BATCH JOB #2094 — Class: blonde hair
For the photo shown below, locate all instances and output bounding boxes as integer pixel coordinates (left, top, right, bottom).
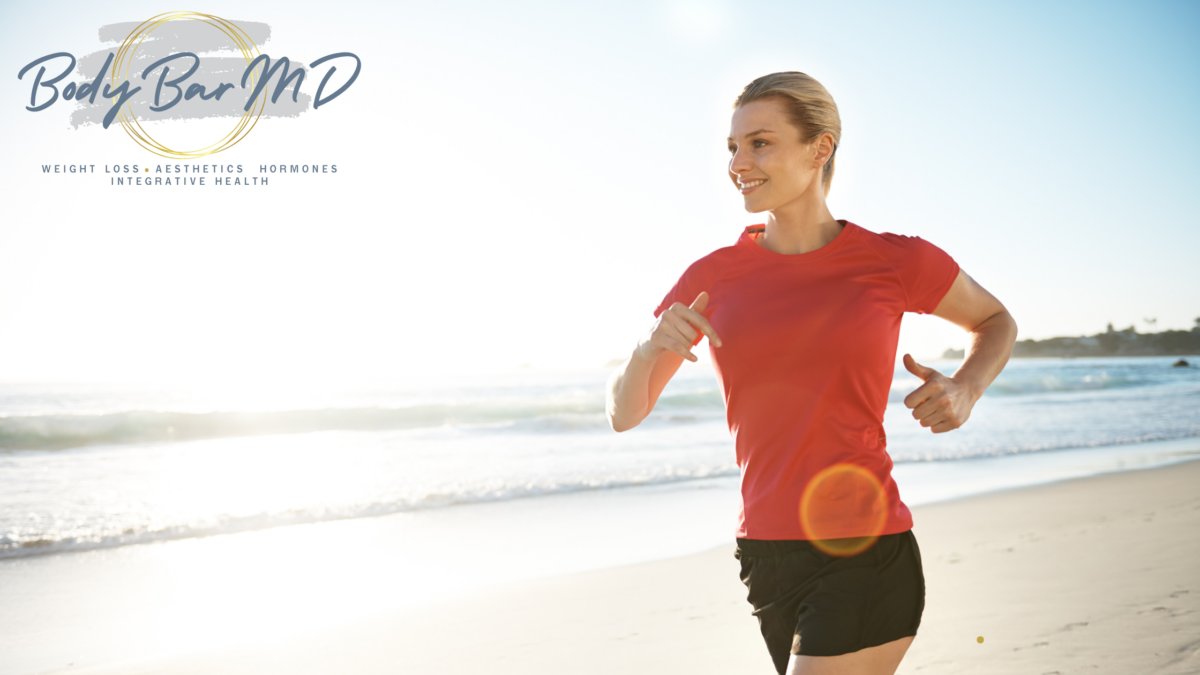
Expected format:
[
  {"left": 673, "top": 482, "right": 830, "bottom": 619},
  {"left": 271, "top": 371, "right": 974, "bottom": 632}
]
[{"left": 734, "top": 72, "right": 841, "bottom": 197}]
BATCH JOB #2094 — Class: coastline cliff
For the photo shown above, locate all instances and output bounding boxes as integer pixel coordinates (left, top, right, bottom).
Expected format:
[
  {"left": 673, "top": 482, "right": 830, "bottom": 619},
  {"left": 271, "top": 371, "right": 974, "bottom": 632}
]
[{"left": 942, "top": 321, "right": 1200, "bottom": 359}]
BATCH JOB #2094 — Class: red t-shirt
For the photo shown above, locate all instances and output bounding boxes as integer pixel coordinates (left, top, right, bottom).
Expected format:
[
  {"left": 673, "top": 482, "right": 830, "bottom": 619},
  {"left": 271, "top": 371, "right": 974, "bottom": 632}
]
[{"left": 654, "top": 220, "right": 960, "bottom": 540}]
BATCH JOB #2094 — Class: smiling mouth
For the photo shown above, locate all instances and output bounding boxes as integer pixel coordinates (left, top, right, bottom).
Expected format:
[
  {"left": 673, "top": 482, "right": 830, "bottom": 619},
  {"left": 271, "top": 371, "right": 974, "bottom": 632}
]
[{"left": 739, "top": 179, "right": 766, "bottom": 194}]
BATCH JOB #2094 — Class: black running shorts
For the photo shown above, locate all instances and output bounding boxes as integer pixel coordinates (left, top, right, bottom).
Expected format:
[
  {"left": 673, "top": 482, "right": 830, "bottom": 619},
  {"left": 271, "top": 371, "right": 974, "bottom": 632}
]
[{"left": 734, "top": 529, "right": 925, "bottom": 673}]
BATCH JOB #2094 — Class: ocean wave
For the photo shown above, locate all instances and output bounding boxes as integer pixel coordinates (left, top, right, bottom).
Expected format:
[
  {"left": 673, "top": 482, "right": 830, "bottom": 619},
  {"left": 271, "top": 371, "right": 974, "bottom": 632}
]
[
  {"left": 985, "top": 374, "right": 1142, "bottom": 395},
  {"left": 889, "top": 430, "right": 1200, "bottom": 462},
  {"left": 0, "top": 402, "right": 605, "bottom": 451},
  {"left": 0, "top": 387, "right": 730, "bottom": 451},
  {"left": 886, "top": 371, "right": 1174, "bottom": 403},
  {"left": 655, "top": 389, "right": 725, "bottom": 408},
  {"left": 0, "top": 466, "right": 740, "bottom": 560}
]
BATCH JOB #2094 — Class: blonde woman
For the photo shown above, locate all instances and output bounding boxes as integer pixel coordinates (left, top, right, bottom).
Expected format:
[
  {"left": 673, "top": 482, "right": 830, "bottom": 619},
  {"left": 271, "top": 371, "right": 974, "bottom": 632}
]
[{"left": 606, "top": 72, "right": 1017, "bottom": 675}]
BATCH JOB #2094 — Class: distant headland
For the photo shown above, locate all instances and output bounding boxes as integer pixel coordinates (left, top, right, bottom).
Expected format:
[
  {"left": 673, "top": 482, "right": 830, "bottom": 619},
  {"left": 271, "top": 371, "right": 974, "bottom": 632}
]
[{"left": 942, "top": 320, "right": 1200, "bottom": 359}]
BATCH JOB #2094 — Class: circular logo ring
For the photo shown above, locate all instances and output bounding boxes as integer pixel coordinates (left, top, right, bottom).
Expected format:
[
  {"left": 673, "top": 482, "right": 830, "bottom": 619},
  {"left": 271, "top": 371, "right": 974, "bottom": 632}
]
[{"left": 108, "top": 11, "right": 265, "bottom": 158}]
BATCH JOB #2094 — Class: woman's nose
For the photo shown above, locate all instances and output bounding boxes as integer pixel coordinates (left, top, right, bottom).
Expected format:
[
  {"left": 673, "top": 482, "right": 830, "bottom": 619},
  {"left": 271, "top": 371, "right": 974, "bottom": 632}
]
[{"left": 729, "top": 147, "right": 752, "bottom": 175}]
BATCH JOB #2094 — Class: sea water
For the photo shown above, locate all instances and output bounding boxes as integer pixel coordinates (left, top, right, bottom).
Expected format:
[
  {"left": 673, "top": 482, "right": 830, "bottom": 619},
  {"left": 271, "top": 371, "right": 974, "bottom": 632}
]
[{"left": 2, "top": 355, "right": 1198, "bottom": 561}]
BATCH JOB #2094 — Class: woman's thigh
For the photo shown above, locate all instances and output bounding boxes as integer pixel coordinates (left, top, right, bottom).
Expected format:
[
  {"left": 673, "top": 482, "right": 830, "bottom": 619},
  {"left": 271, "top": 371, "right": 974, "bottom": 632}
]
[{"left": 786, "top": 635, "right": 915, "bottom": 675}]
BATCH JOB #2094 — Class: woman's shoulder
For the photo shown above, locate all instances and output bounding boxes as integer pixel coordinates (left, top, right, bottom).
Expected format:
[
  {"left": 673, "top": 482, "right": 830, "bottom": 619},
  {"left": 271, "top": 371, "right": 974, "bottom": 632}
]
[
  {"left": 849, "top": 221, "right": 918, "bottom": 244},
  {"left": 653, "top": 234, "right": 752, "bottom": 316},
  {"left": 849, "top": 222, "right": 952, "bottom": 260},
  {"left": 662, "top": 227, "right": 761, "bottom": 292}
]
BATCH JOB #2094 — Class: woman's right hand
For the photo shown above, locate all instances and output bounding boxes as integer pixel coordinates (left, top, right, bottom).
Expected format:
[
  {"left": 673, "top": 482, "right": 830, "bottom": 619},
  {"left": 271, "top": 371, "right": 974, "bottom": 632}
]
[{"left": 636, "top": 291, "right": 723, "bottom": 363}]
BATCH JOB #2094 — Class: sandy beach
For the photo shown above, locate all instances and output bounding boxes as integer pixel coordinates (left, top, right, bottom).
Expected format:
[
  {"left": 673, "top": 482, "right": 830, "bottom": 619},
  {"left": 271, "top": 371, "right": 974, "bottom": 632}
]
[{"left": 37, "top": 456, "right": 1197, "bottom": 675}]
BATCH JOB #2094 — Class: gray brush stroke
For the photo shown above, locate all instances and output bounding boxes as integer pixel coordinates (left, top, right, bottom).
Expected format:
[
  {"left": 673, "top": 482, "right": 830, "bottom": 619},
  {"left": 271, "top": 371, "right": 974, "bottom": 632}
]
[{"left": 71, "top": 19, "right": 310, "bottom": 129}]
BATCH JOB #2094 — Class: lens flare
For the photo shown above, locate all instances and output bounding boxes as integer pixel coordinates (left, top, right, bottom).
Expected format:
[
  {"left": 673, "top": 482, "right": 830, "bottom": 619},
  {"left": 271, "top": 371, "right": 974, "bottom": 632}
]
[{"left": 798, "top": 462, "right": 888, "bottom": 557}]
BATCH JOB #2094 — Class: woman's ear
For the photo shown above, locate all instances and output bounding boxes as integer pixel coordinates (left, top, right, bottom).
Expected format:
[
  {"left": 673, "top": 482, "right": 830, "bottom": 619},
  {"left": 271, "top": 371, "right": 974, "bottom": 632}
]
[{"left": 813, "top": 132, "right": 836, "bottom": 168}]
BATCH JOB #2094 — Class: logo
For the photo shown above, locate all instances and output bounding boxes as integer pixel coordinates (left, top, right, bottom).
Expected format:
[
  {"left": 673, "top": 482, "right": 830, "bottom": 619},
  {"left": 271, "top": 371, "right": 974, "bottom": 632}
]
[{"left": 18, "top": 11, "right": 360, "bottom": 158}]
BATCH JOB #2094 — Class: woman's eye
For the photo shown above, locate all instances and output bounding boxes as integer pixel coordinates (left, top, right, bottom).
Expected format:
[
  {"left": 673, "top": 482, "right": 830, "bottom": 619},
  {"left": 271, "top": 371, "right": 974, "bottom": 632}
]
[
  {"left": 728, "top": 145, "right": 736, "bottom": 154},
  {"left": 753, "top": 140, "right": 766, "bottom": 148}
]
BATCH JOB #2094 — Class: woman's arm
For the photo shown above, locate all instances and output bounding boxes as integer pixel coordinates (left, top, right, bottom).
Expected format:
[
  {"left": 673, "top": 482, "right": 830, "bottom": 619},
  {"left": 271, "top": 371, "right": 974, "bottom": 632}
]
[
  {"left": 902, "top": 269, "right": 1018, "bottom": 433},
  {"left": 607, "top": 348, "right": 686, "bottom": 433},
  {"left": 607, "top": 291, "right": 722, "bottom": 432}
]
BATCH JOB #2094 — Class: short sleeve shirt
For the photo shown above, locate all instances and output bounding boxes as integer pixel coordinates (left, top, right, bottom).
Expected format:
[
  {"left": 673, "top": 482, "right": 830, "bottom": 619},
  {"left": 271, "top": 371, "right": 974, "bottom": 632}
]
[{"left": 654, "top": 220, "right": 960, "bottom": 540}]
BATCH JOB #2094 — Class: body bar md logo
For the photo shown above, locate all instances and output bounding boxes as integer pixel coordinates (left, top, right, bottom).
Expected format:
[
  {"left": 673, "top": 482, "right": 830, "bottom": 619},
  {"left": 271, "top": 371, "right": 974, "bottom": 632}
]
[{"left": 17, "top": 11, "right": 360, "bottom": 158}]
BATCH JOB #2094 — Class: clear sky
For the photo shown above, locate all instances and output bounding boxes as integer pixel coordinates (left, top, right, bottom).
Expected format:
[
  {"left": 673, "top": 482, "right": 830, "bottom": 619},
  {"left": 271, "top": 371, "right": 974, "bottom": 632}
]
[{"left": 1, "top": 0, "right": 1197, "bottom": 383}]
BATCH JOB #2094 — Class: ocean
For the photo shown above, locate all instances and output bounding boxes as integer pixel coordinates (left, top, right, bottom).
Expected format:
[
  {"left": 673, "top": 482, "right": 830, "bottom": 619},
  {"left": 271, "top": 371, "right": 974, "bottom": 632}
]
[{"left": 2, "top": 355, "right": 1199, "bottom": 561}]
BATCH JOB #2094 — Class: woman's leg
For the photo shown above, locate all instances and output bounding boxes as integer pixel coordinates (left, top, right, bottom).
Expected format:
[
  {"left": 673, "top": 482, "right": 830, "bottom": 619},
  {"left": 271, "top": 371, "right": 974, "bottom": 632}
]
[{"left": 786, "top": 635, "right": 915, "bottom": 675}]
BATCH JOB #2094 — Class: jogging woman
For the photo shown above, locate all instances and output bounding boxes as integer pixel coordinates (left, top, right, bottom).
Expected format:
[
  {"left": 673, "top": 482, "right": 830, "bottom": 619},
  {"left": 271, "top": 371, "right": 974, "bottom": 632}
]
[{"left": 605, "top": 72, "right": 1017, "bottom": 675}]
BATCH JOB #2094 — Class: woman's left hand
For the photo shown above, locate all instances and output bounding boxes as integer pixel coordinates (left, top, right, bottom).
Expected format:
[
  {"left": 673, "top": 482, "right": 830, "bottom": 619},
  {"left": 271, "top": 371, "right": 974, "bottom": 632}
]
[{"left": 902, "top": 353, "right": 978, "bottom": 433}]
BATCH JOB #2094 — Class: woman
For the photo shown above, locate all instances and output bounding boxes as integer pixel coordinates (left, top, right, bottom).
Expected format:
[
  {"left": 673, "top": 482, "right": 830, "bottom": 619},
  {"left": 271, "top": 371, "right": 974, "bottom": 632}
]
[{"left": 605, "top": 72, "right": 1017, "bottom": 675}]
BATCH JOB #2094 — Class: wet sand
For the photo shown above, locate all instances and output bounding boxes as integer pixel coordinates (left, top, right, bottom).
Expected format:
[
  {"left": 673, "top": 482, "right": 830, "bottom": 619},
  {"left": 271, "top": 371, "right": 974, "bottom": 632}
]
[{"left": 43, "top": 458, "right": 1200, "bottom": 675}]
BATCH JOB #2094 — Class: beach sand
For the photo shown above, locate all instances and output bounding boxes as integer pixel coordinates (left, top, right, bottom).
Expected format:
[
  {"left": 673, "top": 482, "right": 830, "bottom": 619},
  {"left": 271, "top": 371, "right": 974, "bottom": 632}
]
[{"left": 48, "top": 458, "right": 1200, "bottom": 675}]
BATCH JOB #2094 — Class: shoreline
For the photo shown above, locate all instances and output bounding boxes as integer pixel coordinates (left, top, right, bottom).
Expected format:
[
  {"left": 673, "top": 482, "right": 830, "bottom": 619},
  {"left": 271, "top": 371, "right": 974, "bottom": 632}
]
[
  {"left": 989, "top": 354, "right": 1197, "bottom": 360},
  {"left": 16, "top": 456, "right": 1200, "bottom": 675},
  {"left": 4, "top": 434, "right": 1197, "bottom": 565}
]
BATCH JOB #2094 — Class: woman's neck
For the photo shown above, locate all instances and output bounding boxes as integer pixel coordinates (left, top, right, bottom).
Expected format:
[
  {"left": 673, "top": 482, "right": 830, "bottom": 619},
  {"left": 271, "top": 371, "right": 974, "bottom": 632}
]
[{"left": 758, "top": 194, "right": 841, "bottom": 256}]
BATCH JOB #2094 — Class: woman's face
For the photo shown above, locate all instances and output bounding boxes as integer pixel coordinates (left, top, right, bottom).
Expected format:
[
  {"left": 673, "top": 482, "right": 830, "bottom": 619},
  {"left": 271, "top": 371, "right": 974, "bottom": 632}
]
[{"left": 727, "top": 97, "right": 828, "bottom": 213}]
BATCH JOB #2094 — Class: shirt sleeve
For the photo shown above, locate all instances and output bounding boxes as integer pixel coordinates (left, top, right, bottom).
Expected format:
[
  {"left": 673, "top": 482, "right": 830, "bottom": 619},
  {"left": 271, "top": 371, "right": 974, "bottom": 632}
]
[
  {"left": 653, "top": 263, "right": 707, "bottom": 347},
  {"left": 887, "top": 235, "right": 961, "bottom": 314}
]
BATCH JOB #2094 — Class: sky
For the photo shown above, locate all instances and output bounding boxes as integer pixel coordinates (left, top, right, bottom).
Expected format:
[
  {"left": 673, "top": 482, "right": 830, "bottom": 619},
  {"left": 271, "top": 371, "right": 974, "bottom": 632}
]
[{"left": 1, "top": 0, "right": 1197, "bottom": 384}]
